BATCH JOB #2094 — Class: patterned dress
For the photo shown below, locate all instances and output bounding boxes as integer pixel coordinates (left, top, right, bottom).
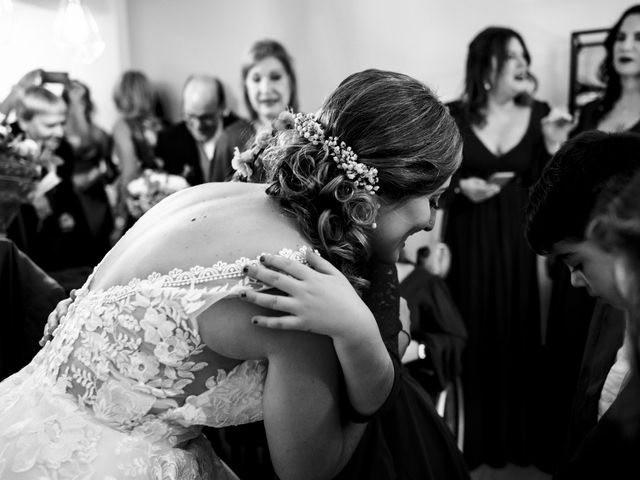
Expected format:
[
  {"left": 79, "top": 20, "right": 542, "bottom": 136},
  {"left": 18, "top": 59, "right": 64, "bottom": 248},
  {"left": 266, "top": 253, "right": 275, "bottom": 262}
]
[{"left": 0, "top": 246, "right": 309, "bottom": 479}]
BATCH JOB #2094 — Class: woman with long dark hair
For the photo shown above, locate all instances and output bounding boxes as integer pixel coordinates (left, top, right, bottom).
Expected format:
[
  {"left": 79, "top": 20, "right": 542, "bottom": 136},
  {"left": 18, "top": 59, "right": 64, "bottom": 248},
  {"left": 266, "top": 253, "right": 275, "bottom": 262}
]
[{"left": 444, "top": 26, "right": 570, "bottom": 469}]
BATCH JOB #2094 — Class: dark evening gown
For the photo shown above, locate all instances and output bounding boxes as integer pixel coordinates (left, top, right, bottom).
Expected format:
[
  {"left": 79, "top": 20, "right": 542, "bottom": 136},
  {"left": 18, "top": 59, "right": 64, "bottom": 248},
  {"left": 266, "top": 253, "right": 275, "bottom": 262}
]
[{"left": 444, "top": 100, "right": 550, "bottom": 468}]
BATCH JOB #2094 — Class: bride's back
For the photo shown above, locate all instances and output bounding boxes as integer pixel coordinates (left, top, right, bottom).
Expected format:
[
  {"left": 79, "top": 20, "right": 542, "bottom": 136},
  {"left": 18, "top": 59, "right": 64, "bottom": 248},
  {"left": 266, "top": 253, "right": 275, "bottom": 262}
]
[
  {"left": 30, "top": 181, "right": 312, "bottom": 444},
  {"left": 90, "top": 182, "right": 308, "bottom": 292}
]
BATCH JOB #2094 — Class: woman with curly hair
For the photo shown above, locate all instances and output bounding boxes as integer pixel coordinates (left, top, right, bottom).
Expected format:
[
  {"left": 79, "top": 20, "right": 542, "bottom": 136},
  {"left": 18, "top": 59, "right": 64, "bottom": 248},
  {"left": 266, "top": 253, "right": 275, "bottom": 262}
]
[{"left": 0, "top": 69, "right": 461, "bottom": 479}]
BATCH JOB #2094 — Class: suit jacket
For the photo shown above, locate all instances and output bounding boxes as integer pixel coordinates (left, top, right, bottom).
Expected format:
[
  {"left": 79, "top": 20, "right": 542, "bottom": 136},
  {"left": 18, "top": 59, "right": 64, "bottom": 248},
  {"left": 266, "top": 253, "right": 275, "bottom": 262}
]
[
  {"left": 156, "top": 117, "right": 254, "bottom": 185},
  {"left": 554, "top": 302, "right": 640, "bottom": 479}
]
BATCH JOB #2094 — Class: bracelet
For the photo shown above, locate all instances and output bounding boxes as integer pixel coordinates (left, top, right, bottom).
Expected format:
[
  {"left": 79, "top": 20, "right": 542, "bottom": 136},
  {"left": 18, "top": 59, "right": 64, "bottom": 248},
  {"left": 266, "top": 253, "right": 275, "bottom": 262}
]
[{"left": 417, "top": 343, "right": 427, "bottom": 360}]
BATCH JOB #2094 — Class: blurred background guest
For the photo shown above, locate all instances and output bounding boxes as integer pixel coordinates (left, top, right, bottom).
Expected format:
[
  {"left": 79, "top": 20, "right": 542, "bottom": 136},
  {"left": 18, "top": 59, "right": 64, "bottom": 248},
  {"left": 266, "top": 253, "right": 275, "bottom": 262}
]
[
  {"left": 443, "top": 26, "right": 571, "bottom": 470},
  {"left": 63, "top": 79, "right": 117, "bottom": 260},
  {"left": 573, "top": 5, "right": 640, "bottom": 134},
  {"left": 156, "top": 74, "right": 241, "bottom": 185},
  {"left": 212, "top": 39, "right": 299, "bottom": 183},
  {"left": 7, "top": 86, "right": 94, "bottom": 291},
  {"left": 111, "top": 70, "right": 165, "bottom": 233}
]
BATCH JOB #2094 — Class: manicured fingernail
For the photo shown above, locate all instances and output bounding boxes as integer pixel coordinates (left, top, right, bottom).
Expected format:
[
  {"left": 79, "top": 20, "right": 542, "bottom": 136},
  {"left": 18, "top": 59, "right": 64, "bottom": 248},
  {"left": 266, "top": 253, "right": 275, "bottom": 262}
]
[
  {"left": 240, "top": 291, "right": 247, "bottom": 298},
  {"left": 259, "top": 255, "right": 265, "bottom": 263},
  {"left": 242, "top": 266, "right": 249, "bottom": 273},
  {"left": 251, "top": 318, "right": 258, "bottom": 324}
]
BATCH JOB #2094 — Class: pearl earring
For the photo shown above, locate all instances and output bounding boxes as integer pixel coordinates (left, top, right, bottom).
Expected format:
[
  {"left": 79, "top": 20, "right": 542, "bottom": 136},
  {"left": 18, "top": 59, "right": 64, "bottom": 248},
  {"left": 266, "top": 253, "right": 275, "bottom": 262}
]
[
  {"left": 372, "top": 222, "right": 377, "bottom": 230},
  {"left": 483, "top": 81, "right": 491, "bottom": 91}
]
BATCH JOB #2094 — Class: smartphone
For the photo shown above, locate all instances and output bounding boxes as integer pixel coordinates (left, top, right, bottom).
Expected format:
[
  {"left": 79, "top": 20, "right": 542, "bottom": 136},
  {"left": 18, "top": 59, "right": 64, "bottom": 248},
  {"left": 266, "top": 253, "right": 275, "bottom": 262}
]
[
  {"left": 488, "top": 171, "right": 515, "bottom": 187},
  {"left": 42, "top": 71, "right": 69, "bottom": 84}
]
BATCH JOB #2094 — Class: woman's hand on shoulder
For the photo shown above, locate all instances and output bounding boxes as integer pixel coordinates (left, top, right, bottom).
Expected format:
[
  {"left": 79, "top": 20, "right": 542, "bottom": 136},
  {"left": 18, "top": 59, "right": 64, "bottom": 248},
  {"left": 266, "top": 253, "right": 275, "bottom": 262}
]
[
  {"left": 240, "top": 250, "right": 375, "bottom": 342},
  {"left": 40, "top": 289, "right": 77, "bottom": 346},
  {"left": 458, "top": 176, "right": 501, "bottom": 203}
]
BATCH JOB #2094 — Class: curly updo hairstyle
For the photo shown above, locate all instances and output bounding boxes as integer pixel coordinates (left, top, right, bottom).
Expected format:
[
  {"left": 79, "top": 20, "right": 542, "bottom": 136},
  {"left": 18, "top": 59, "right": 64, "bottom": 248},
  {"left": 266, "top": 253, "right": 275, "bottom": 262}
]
[{"left": 263, "top": 69, "right": 462, "bottom": 291}]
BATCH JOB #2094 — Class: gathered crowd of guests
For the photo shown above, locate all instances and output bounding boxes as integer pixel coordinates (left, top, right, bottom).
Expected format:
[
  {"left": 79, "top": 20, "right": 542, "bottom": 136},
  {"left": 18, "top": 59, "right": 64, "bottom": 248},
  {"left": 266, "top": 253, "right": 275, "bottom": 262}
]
[{"left": 1, "top": 4, "right": 640, "bottom": 478}]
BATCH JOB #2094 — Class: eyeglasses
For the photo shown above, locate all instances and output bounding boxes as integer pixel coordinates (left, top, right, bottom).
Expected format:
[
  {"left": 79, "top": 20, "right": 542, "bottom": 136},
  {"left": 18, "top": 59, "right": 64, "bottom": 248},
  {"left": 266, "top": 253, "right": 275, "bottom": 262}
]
[{"left": 185, "top": 112, "right": 220, "bottom": 125}]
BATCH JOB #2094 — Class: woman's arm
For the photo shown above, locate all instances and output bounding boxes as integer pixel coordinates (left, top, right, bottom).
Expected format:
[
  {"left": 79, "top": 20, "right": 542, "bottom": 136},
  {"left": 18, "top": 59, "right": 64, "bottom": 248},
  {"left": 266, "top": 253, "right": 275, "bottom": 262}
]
[
  {"left": 112, "top": 119, "right": 140, "bottom": 217},
  {"left": 241, "top": 251, "right": 394, "bottom": 417},
  {"left": 197, "top": 295, "right": 366, "bottom": 480}
]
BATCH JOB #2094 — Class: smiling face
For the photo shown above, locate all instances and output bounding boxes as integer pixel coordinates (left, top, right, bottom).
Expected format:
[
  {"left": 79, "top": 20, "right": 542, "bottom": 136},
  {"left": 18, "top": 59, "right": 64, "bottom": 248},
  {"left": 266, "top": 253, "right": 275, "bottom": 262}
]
[
  {"left": 551, "top": 239, "right": 627, "bottom": 308},
  {"left": 372, "top": 178, "right": 451, "bottom": 262},
  {"left": 613, "top": 13, "right": 640, "bottom": 77},
  {"left": 20, "top": 107, "right": 67, "bottom": 152},
  {"left": 491, "top": 37, "right": 530, "bottom": 98},
  {"left": 245, "top": 56, "right": 292, "bottom": 124}
]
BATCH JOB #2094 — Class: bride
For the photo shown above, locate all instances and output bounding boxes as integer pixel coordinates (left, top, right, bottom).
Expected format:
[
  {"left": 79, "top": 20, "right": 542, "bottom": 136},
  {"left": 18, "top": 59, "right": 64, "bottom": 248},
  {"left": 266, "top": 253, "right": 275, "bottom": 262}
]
[{"left": 0, "top": 69, "right": 461, "bottom": 479}]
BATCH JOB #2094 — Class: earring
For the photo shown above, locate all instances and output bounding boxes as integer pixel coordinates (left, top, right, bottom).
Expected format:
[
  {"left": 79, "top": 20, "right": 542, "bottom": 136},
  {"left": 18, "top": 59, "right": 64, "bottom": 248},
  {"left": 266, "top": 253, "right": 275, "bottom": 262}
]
[
  {"left": 483, "top": 81, "right": 491, "bottom": 91},
  {"left": 372, "top": 222, "right": 377, "bottom": 230}
]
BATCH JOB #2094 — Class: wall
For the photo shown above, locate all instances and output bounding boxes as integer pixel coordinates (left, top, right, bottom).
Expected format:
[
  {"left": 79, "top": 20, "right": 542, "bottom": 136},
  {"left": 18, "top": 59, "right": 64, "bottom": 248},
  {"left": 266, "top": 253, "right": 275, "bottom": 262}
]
[
  {"left": 1, "top": 0, "right": 129, "bottom": 129},
  {"left": 126, "top": 0, "right": 636, "bottom": 121}
]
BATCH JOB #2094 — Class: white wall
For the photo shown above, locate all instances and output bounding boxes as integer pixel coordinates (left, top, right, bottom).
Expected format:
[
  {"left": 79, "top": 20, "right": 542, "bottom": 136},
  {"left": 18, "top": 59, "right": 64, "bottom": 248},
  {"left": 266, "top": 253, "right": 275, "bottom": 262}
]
[
  {"left": 1, "top": 0, "right": 129, "bottom": 129},
  {"left": 125, "top": 0, "right": 637, "bottom": 122}
]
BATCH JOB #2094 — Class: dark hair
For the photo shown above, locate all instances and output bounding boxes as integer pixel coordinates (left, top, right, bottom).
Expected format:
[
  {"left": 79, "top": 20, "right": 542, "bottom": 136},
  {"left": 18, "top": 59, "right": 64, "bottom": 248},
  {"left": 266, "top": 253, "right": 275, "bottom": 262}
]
[
  {"left": 589, "top": 169, "right": 640, "bottom": 285},
  {"left": 241, "top": 39, "right": 299, "bottom": 121},
  {"left": 596, "top": 5, "right": 640, "bottom": 121},
  {"left": 62, "top": 79, "right": 94, "bottom": 122},
  {"left": 526, "top": 130, "right": 640, "bottom": 254},
  {"left": 264, "top": 69, "right": 462, "bottom": 291},
  {"left": 588, "top": 169, "right": 640, "bottom": 369},
  {"left": 113, "top": 70, "right": 156, "bottom": 119},
  {"left": 16, "top": 86, "right": 66, "bottom": 121},
  {"left": 462, "top": 26, "right": 532, "bottom": 126}
]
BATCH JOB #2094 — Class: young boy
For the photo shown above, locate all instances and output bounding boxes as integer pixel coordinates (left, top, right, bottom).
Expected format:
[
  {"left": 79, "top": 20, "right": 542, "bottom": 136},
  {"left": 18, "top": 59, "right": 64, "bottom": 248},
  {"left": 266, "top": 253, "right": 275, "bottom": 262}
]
[{"left": 526, "top": 130, "right": 640, "bottom": 479}]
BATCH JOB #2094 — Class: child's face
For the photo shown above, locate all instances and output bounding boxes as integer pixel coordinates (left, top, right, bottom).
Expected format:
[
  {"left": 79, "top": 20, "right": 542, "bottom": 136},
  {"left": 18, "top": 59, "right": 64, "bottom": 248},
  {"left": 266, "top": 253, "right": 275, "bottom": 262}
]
[{"left": 551, "top": 239, "right": 627, "bottom": 308}]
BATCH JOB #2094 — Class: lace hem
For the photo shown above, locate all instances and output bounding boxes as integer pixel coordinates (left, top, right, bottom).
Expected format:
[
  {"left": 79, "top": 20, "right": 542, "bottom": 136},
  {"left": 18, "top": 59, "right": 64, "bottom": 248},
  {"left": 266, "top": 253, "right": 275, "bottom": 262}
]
[{"left": 80, "top": 246, "right": 310, "bottom": 304}]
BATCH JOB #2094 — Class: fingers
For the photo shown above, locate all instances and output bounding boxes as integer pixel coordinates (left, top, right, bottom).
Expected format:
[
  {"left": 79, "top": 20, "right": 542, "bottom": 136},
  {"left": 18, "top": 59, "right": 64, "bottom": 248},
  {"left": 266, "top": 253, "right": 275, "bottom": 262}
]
[
  {"left": 239, "top": 289, "right": 297, "bottom": 313},
  {"left": 244, "top": 262, "right": 300, "bottom": 294},
  {"left": 251, "top": 315, "right": 311, "bottom": 331},
  {"left": 305, "top": 249, "right": 337, "bottom": 274},
  {"left": 258, "top": 254, "right": 314, "bottom": 281}
]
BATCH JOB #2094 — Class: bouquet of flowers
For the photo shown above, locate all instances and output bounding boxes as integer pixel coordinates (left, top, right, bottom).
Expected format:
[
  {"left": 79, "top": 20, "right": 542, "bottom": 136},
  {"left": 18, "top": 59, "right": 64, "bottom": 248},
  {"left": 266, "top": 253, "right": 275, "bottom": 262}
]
[
  {"left": 126, "top": 169, "right": 189, "bottom": 219},
  {"left": 0, "top": 120, "right": 42, "bottom": 231}
]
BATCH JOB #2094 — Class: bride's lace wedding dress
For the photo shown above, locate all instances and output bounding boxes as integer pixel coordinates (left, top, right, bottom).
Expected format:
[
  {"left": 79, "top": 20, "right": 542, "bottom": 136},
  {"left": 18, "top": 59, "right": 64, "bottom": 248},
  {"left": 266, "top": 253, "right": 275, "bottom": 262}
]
[{"left": 0, "top": 246, "right": 309, "bottom": 479}]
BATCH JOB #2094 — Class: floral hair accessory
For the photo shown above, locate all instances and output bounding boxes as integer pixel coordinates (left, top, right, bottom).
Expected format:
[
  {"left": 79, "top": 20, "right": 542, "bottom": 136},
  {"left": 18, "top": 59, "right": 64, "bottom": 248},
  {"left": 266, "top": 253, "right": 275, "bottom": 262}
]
[{"left": 293, "top": 112, "right": 380, "bottom": 194}]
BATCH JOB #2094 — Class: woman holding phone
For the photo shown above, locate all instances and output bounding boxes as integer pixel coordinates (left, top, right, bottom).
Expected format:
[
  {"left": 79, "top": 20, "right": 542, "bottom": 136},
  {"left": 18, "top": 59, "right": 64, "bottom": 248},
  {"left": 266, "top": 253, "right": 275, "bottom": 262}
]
[{"left": 443, "top": 26, "right": 571, "bottom": 470}]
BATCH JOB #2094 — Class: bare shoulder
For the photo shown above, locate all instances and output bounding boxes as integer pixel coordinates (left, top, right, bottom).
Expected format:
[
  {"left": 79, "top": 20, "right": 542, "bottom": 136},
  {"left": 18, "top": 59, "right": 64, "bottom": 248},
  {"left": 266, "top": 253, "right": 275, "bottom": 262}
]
[{"left": 90, "top": 183, "right": 310, "bottom": 291}]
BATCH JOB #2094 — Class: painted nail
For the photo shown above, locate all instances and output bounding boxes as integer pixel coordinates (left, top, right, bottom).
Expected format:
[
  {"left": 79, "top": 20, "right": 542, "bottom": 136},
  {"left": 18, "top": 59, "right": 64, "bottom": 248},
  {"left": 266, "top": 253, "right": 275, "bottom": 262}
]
[
  {"left": 242, "top": 266, "right": 249, "bottom": 273},
  {"left": 240, "top": 291, "right": 247, "bottom": 298},
  {"left": 251, "top": 318, "right": 258, "bottom": 324},
  {"left": 259, "top": 255, "right": 265, "bottom": 263}
]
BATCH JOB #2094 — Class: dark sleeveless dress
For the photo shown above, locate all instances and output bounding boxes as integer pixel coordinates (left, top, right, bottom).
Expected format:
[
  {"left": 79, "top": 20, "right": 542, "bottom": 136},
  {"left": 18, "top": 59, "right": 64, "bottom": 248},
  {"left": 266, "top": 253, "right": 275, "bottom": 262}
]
[{"left": 444, "top": 100, "right": 550, "bottom": 468}]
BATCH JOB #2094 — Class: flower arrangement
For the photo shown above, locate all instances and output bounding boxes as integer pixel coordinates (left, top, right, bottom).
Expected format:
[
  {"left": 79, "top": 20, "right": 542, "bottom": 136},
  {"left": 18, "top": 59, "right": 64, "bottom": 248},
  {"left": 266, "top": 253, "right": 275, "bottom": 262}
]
[
  {"left": 0, "top": 119, "right": 43, "bottom": 231},
  {"left": 126, "top": 169, "right": 189, "bottom": 219}
]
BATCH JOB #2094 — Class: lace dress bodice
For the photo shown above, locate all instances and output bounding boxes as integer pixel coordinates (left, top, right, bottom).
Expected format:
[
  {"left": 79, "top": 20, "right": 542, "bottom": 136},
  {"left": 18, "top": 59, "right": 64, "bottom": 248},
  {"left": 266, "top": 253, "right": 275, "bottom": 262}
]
[{"left": 0, "top": 246, "right": 310, "bottom": 479}]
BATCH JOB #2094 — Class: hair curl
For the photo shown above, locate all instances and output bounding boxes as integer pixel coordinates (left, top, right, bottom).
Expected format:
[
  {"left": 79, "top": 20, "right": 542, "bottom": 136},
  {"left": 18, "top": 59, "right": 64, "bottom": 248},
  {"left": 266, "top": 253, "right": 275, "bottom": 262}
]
[{"left": 250, "top": 69, "right": 461, "bottom": 292}]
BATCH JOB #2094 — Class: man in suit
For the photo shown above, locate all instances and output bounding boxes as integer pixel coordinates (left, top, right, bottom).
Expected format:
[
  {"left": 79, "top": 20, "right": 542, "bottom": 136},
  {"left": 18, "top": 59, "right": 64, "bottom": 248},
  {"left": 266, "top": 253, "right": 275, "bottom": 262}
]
[
  {"left": 526, "top": 131, "right": 640, "bottom": 479},
  {"left": 156, "top": 75, "right": 243, "bottom": 185}
]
